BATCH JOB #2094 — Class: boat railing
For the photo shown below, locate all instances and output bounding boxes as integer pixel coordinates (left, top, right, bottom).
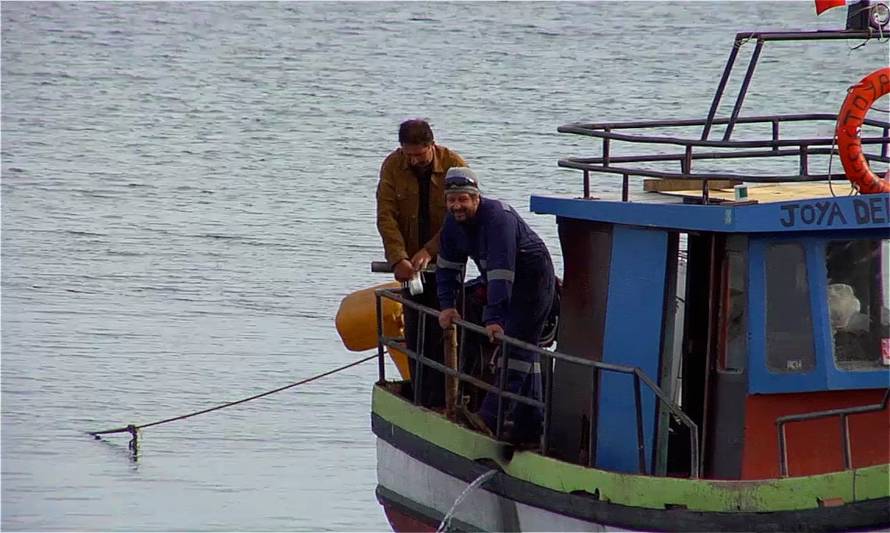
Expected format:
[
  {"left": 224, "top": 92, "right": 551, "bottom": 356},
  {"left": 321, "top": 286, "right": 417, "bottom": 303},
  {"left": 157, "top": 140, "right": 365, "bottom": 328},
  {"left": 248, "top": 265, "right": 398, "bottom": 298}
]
[
  {"left": 558, "top": 113, "right": 890, "bottom": 203},
  {"left": 558, "top": 29, "right": 890, "bottom": 204},
  {"left": 373, "top": 287, "right": 701, "bottom": 479},
  {"left": 775, "top": 388, "right": 890, "bottom": 477}
]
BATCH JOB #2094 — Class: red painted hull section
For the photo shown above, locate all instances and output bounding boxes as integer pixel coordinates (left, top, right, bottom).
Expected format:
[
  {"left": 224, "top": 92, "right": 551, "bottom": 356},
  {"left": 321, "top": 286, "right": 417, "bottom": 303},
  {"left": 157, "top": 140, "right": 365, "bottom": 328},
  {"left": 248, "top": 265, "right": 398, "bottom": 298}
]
[
  {"left": 742, "top": 389, "right": 890, "bottom": 479},
  {"left": 379, "top": 498, "right": 437, "bottom": 533}
]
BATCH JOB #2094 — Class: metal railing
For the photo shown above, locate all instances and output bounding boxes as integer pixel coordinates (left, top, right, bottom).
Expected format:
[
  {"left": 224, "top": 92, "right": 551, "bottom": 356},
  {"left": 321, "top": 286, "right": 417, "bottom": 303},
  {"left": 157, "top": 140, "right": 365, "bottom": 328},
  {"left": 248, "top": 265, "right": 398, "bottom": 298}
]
[
  {"left": 558, "top": 114, "right": 890, "bottom": 203},
  {"left": 557, "top": 29, "right": 890, "bottom": 204},
  {"left": 374, "top": 287, "right": 701, "bottom": 479},
  {"left": 776, "top": 388, "right": 890, "bottom": 477}
]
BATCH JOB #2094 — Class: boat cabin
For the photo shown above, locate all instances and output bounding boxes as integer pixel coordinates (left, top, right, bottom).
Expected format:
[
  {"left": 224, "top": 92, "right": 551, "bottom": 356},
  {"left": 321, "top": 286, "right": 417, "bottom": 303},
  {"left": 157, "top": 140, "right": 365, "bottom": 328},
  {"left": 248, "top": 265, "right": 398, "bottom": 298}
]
[
  {"left": 532, "top": 189, "right": 889, "bottom": 480},
  {"left": 529, "top": 28, "right": 889, "bottom": 481}
]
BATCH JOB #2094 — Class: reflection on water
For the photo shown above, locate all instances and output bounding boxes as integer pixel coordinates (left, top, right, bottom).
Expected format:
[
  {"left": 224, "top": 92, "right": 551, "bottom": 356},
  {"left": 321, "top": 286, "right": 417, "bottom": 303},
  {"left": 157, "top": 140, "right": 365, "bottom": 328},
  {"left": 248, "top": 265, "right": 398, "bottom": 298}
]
[{"left": 1, "top": 1, "right": 884, "bottom": 530}]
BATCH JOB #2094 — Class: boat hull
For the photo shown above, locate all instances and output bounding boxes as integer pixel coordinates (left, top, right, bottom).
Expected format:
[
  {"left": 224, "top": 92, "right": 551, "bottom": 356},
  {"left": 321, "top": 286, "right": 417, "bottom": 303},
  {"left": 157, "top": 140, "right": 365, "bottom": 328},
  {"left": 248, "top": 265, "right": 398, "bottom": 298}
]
[{"left": 372, "top": 385, "right": 890, "bottom": 532}]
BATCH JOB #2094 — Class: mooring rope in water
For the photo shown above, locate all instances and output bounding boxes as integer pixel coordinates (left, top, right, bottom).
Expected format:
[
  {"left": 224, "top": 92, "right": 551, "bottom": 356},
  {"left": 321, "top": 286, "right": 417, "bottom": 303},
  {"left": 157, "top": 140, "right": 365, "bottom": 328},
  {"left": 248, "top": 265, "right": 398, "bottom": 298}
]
[
  {"left": 436, "top": 469, "right": 497, "bottom": 533},
  {"left": 87, "top": 353, "right": 378, "bottom": 452}
]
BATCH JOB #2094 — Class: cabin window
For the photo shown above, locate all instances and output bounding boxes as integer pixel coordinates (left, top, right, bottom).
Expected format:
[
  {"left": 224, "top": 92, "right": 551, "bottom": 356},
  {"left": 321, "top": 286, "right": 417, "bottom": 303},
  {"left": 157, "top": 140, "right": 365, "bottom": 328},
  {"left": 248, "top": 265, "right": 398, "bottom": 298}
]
[
  {"left": 765, "top": 243, "right": 816, "bottom": 373},
  {"left": 718, "top": 236, "right": 747, "bottom": 373},
  {"left": 826, "top": 238, "right": 890, "bottom": 371}
]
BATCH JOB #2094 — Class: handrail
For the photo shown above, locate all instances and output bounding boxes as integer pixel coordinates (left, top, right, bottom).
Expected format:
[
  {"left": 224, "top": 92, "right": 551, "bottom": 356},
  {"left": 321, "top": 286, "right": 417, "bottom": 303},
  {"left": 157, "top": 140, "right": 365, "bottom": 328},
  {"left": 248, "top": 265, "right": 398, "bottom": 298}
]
[
  {"left": 557, "top": 113, "right": 890, "bottom": 201},
  {"left": 775, "top": 388, "right": 890, "bottom": 477},
  {"left": 375, "top": 287, "right": 701, "bottom": 479},
  {"left": 558, "top": 25, "right": 890, "bottom": 203}
]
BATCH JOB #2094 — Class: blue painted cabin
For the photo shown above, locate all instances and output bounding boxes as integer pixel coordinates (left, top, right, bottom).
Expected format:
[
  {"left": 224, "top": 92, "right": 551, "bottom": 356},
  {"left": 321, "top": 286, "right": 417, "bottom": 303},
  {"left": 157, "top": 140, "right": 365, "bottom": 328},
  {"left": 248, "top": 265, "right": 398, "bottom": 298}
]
[{"left": 531, "top": 190, "right": 889, "bottom": 478}]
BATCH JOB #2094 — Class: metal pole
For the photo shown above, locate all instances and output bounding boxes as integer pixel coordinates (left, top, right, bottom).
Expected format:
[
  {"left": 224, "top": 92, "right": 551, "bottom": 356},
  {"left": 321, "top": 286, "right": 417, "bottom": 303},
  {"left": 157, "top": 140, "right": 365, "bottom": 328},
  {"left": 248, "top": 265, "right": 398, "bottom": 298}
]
[
  {"left": 840, "top": 415, "right": 852, "bottom": 470},
  {"left": 634, "top": 372, "right": 647, "bottom": 474},
  {"left": 445, "top": 326, "right": 459, "bottom": 419},
  {"left": 723, "top": 39, "right": 764, "bottom": 141},
  {"left": 496, "top": 341, "right": 509, "bottom": 440},
  {"left": 701, "top": 40, "right": 742, "bottom": 140},
  {"left": 376, "top": 293, "right": 385, "bottom": 383},
  {"left": 588, "top": 367, "right": 599, "bottom": 468},
  {"left": 413, "top": 311, "right": 426, "bottom": 406},
  {"left": 542, "top": 352, "right": 553, "bottom": 456},
  {"left": 778, "top": 422, "right": 789, "bottom": 477}
]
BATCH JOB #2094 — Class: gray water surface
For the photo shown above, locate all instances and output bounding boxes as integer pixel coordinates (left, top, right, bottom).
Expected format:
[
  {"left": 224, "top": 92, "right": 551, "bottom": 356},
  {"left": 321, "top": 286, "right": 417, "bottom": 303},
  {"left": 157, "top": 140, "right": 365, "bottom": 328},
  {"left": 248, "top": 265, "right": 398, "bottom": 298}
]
[{"left": 2, "top": 2, "right": 886, "bottom": 530}]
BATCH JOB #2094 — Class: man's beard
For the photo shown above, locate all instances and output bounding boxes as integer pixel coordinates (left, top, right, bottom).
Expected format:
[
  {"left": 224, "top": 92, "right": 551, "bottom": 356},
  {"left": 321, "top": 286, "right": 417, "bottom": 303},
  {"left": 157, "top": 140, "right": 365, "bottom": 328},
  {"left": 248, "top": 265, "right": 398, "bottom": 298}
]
[{"left": 450, "top": 208, "right": 471, "bottom": 223}]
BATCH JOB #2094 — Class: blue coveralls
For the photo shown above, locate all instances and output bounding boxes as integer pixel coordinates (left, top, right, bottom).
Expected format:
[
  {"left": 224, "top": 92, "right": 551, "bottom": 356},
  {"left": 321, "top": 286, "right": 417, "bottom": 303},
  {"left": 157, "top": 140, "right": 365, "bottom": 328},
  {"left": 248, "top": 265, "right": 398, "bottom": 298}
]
[{"left": 436, "top": 197, "right": 555, "bottom": 440}]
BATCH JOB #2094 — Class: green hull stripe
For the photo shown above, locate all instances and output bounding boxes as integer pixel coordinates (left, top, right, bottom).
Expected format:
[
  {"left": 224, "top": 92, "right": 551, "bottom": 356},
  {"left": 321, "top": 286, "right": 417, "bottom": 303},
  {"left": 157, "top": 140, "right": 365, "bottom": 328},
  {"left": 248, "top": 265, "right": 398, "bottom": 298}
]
[{"left": 372, "top": 385, "right": 890, "bottom": 512}]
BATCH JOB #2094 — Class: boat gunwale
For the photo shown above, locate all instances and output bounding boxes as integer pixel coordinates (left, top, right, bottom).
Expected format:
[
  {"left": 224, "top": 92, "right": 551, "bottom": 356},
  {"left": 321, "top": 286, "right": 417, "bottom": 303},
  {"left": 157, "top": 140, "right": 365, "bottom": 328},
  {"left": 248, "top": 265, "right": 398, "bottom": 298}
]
[{"left": 371, "top": 384, "right": 890, "bottom": 514}]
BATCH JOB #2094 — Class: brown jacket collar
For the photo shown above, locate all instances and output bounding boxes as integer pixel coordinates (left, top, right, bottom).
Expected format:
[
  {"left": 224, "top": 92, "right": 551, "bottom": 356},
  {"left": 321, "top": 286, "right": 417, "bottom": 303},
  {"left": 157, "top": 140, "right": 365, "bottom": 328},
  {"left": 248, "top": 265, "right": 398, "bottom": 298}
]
[{"left": 398, "top": 143, "right": 446, "bottom": 174}]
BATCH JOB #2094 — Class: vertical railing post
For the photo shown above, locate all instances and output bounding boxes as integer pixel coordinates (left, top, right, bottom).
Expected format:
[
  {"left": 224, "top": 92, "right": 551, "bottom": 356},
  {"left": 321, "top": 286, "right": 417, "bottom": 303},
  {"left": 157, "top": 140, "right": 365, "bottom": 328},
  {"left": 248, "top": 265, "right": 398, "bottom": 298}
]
[
  {"left": 634, "top": 372, "right": 647, "bottom": 474},
  {"left": 799, "top": 144, "right": 809, "bottom": 177},
  {"left": 495, "top": 340, "right": 510, "bottom": 441},
  {"left": 588, "top": 367, "right": 600, "bottom": 468},
  {"left": 682, "top": 145, "right": 692, "bottom": 176},
  {"left": 690, "top": 424, "right": 700, "bottom": 479},
  {"left": 777, "top": 421, "right": 789, "bottom": 477},
  {"left": 376, "top": 292, "right": 385, "bottom": 383},
  {"left": 603, "top": 130, "right": 611, "bottom": 170},
  {"left": 882, "top": 127, "right": 889, "bottom": 159},
  {"left": 413, "top": 311, "right": 426, "bottom": 406},
  {"left": 542, "top": 352, "right": 553, "bottom": 456},
  {"left": 583, "top": 169, "right": 590, "bottom": 199},
  {"left": 840, "top": 415, "right": 852, "bottom": 470},
  {"left": 444, "top": 326, "right": 459, "bottom": 419},
  {"left": 621, "top": 174, "right": 629, "bottom": 202},
  {"left": 771, "top": 119, "right": 780, "bottom": 153}
]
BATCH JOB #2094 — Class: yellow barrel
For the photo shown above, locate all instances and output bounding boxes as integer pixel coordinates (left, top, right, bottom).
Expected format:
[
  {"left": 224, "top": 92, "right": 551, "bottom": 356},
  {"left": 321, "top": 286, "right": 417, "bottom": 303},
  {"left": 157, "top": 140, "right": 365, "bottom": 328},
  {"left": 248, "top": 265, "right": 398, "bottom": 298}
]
[{"left": 335, "top": 282, "right": 412, "bottom": 380}]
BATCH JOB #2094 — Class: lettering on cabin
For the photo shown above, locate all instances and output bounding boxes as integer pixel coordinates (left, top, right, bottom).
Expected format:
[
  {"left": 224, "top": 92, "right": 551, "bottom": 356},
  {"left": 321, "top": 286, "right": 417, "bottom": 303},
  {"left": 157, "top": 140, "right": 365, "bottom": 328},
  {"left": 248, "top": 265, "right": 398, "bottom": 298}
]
[
  {"left": 852, "top": 197, "right": 889, "bottom": 225},
  {"left": 779, "top": 201, "right": 848, "bottom": 227},
  {"left": 778, "top": 197, "right": 889, "bottom": 227}
]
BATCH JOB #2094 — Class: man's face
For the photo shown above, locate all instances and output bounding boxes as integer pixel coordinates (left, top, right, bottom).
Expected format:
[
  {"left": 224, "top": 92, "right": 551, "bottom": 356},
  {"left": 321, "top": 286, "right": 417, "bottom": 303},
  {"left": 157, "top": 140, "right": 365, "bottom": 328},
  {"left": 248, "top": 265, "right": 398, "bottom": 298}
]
[
  {"left": 402, "top": 143, "right": 434, "bottom": 169},
  {"left": 446, "top": 192, "right": 480, "bottom": 223}
]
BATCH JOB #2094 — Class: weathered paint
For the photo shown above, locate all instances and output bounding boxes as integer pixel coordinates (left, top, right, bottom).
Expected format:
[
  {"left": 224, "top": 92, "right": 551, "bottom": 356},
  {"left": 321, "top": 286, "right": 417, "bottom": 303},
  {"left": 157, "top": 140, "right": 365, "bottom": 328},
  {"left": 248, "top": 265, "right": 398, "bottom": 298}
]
[
  {"left": 530, "top": 194, "right": 890, "bottom": 235},
  {"left": 372, "top": 385, "right": 890, "bottom": 512},
  {"left": 741, "top": 389, "right": 890, "bottom": 480},
  {"left": 597, "top": 225, "right": 667, "bottom": 474}
]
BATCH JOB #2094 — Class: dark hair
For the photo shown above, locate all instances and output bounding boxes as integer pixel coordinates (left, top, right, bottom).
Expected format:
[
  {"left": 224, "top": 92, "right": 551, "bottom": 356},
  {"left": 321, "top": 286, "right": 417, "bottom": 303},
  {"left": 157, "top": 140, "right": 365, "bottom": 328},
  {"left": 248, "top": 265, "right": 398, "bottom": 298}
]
[{"left": 398, "top": 119, "right": 434, "bottom": 146}]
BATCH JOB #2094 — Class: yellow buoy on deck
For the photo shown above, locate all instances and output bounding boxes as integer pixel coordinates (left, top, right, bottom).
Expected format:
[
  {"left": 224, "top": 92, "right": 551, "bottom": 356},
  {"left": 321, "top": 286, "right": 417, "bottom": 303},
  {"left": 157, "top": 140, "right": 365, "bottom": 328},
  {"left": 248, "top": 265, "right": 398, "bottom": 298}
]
[{"left": 335, "top": 282, "right": 412, "bottom": 380}]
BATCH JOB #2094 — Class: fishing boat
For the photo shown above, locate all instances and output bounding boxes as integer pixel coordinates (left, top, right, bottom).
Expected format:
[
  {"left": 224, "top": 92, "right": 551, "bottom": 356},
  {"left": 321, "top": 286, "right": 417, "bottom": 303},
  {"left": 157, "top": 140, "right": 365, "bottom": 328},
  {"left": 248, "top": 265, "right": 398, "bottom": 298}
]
[{"left": 338, "top": 3, "right": 890, "bottom": 531}]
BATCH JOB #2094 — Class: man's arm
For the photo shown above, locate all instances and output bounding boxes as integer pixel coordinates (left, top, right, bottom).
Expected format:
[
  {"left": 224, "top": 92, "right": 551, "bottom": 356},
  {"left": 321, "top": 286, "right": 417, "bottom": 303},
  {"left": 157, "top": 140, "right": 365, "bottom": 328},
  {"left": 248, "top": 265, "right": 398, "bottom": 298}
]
[
  {"left": 376, "top": 162, "right": 408, "bottom": 267},
  {"left": 482, "top": 208, "right": 518, "bottom": 327},
  {"left": 436, "top": 219, "right": 467, "bottom": 312}
]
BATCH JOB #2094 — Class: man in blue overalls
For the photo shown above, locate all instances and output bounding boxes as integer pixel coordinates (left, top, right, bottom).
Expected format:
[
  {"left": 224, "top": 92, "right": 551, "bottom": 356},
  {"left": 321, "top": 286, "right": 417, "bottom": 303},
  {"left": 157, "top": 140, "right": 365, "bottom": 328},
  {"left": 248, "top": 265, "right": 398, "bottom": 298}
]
[{"left": 436, "top": 167, "right": 556, "bottom": 444}]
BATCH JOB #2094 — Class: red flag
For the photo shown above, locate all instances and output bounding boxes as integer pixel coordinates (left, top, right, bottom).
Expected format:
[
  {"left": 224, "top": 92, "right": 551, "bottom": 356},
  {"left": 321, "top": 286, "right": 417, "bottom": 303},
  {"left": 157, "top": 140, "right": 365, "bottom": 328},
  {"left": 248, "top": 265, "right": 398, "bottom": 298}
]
[{"left": 815, "top": 0, "right": 850, "bottom": 15}]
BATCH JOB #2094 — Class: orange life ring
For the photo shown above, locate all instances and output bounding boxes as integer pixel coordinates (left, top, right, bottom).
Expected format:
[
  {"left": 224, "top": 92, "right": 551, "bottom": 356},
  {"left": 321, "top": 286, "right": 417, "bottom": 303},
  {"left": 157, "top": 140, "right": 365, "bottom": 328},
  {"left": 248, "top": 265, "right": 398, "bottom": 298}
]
[{"left": 836, "top": 67, "right": 890, "bottom": 194}]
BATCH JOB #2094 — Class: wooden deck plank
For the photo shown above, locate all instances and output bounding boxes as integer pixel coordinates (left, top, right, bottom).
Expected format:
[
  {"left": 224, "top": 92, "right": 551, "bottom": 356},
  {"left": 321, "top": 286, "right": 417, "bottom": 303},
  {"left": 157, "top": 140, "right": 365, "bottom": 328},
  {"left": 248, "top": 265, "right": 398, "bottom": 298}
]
[{"left": 656, "top": 182, "right": 857, "bottom": 203}]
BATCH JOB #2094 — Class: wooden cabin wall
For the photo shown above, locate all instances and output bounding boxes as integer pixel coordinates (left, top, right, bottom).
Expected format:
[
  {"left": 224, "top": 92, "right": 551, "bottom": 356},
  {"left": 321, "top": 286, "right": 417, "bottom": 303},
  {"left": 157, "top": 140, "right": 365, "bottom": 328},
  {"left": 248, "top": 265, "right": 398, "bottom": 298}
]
[
  {"left": 548, "top": 218, "right": 612, "bottom": 464},
  {"left": 741, "top": 389, "right": 890, "bottom": 479}
]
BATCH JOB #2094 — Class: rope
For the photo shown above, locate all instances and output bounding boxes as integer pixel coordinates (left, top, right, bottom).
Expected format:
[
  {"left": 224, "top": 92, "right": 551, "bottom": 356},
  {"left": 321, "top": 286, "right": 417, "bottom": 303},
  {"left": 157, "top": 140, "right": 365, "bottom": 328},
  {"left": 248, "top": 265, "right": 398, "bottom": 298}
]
[{"left": 88, "top": 354, "right": 377, "bottom": 443}]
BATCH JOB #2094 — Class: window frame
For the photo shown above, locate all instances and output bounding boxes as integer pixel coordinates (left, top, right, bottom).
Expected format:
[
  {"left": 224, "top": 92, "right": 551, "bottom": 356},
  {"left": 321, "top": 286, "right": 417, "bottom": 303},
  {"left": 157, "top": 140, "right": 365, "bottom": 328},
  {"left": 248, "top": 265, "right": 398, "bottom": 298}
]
[{"left": 748, "top": 230, "right": 890, "bottom": 394}]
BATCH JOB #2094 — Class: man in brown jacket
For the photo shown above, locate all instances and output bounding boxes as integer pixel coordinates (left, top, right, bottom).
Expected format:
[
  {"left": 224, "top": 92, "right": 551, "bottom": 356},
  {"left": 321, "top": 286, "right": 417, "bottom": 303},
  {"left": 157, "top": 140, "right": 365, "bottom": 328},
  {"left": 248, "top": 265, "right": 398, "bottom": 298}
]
[{"left": 376, "top": 119, "right": 467, "bottom": 408}]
